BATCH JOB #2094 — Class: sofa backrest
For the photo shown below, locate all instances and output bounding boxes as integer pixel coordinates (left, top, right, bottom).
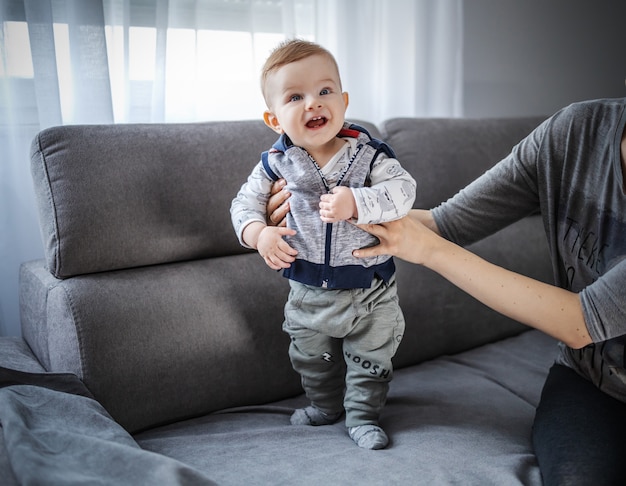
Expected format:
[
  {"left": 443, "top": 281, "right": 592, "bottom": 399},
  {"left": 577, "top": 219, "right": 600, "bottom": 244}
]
[
  {"left": 30, "top": 121, "right": 279, "bottom": 278},
  {"left": 381, "top": 117, "right": 552, "bottom": 367},
  {"left": 381, "top": 117, "right": 546, "bottom": 209},
  {"left": 22, "top": 116, "right": 552, "bottom": 433}
]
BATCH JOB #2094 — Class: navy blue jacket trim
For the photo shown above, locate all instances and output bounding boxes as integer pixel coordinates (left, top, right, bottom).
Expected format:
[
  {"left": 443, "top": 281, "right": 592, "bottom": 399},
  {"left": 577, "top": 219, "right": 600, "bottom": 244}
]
[
  {"left": 366, "top": 138, "right": 396, "bottom": 159},
  {"left": 261, "top": 151, "right": 280, "bottom": 181},
  {"left": 271, "top": 133, "right": 291, "bottom": 153},
  {"left": 283, "top": 258, "right": 395, "bottom": 289}
]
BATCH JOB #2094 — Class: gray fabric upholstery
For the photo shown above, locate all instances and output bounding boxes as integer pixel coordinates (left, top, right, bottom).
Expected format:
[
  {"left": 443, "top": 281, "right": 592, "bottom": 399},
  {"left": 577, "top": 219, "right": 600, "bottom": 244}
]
[
  {"left": 0, "top": 385, "right": 216, "bottom": 485},
  {"left": 0, "top": 337, "right": 44, "bottom": 373},
  {"left": 30, "top": 121, "right": 278, "bottom": 278},
  {"left": 135, "top": 331, "right": 556, "bottom": 485},
  {"left": 8, "top": 116, "right": 557, "bottom": 484},
  {"left": 0, "top": 338, "right": 47, "bottom": 485},
  {"left": 381, "top": 117, "right": 545, "bottom": 209},
  {"left": 20, "top": 255, "right": 300, "bottom": 432}
]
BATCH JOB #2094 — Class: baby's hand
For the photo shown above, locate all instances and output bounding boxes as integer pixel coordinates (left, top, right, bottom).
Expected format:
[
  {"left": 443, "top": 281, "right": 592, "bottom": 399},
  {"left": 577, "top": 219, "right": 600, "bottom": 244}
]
[
  {"left": 257, "top": 226, "right": 298, "bottom": 270},
  {"left": 319, "top": 186, "right": 357, "bottom": 223}
]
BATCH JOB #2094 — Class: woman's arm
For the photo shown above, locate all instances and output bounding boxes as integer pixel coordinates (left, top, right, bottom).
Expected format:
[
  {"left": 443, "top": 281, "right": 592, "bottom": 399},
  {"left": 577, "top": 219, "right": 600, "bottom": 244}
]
[{"left": 354, "top": 212, "right": 592, "bottom": 349}]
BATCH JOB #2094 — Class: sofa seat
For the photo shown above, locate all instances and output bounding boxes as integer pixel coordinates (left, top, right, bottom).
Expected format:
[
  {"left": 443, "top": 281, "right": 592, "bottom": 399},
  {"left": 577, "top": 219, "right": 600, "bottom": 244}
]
[{"left": 135, "top": 330, "right": 556, "bottom": 485}]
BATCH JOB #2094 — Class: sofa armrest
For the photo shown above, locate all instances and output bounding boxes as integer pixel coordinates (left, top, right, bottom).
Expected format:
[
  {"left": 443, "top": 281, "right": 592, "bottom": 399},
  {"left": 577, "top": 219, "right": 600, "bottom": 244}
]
[{"left": 0, "top": 337, "right": 45, "bottom": 373}]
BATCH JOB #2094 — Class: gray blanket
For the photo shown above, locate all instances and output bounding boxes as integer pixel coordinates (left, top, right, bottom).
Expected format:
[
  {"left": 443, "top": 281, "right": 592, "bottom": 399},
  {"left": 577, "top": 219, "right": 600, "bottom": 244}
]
[{"left": 0, "top": 367, "right": 214, "bottom": 485}]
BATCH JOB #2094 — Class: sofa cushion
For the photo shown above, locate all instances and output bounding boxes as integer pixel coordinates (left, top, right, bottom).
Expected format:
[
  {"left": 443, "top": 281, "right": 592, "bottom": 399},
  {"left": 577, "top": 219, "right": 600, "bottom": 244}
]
[
  {"left": 20, "top": 255, "right": 301, "bottom": 433},
  {"left": 30, "top": 121, "right": 279, "bottom": 279},
  {"left": 381, "top": 117, "right": 547, "bottom": 209},
  {"left": 135, "top": 330, "right": 557, "bottom": 485},
  {"left": 0, "top": 383, "right": 215, "bottom": 485},
  {"left": 0, "top": 337, "right": 44, "bottom": 373}
]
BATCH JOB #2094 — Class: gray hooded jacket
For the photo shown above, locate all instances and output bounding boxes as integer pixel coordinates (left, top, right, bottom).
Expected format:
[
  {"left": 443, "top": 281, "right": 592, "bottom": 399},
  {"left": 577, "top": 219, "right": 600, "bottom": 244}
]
[{"left": 231, "top": 123, "right": 416, "bottom": 289}]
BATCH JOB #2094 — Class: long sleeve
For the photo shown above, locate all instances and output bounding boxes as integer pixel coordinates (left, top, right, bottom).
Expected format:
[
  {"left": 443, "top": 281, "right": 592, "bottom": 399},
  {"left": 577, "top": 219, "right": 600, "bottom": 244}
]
[
  {"left": 580, "top": 257, "right": 626, "bottom": 342},
  {"left": 230, "top": 161, "right": 274, "bottom": 248},
  {"left": 351, "top": 155, "right": 417, "bottom": 225}
]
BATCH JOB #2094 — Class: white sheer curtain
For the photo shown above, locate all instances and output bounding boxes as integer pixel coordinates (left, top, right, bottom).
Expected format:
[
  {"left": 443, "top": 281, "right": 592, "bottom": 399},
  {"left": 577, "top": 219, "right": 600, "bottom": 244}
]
[
  {"left": 102, "top": 0, "right": 316, "bottom": 123},
  {"left": 316, "top": 0, "right": 463, "bottom": 122},
  {"left": 0, "top": 0, "right": 462, "bottom": 336}
]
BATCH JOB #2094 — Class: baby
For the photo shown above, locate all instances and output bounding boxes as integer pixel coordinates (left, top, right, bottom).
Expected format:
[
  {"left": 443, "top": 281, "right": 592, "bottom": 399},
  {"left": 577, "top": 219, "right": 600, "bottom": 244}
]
[{"left": 231, "top": 39, "right": 416, "bottom": 449}]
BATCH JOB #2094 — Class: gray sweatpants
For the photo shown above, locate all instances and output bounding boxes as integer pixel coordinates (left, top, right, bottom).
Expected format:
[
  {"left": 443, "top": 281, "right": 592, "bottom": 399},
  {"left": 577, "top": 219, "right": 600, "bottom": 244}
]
[{"left": 283, "top": 275, "right": 405, "bottom": 427}]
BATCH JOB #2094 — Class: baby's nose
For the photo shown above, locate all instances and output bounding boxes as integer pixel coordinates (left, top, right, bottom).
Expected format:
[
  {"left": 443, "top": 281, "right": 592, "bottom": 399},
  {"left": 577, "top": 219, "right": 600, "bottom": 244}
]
[{"left": 306, "top": 95, "right": 322, "bottom": 109}]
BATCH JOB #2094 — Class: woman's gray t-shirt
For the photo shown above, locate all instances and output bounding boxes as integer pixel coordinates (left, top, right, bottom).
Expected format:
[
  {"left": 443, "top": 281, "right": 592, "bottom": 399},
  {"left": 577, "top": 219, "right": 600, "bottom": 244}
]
[{"left": 432, "top": 98, "right": 626, "bottom": 403}]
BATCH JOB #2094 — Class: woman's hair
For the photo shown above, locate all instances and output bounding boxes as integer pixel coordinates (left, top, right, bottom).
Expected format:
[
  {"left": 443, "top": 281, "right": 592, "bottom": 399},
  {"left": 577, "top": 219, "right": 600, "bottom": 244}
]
[{"left": 260, "top": 39, "right": 341, "bottom": 104}]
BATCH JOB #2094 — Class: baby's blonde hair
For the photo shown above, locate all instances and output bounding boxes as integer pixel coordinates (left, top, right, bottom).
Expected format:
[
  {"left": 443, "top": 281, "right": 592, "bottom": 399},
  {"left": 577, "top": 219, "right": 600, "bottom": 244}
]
[{"left": 260, "top": 39, "right": 341, "bottom": 105}]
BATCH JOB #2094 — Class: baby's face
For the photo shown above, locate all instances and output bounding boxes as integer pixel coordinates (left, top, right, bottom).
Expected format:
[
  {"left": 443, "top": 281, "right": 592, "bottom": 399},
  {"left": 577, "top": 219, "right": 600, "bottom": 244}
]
[{"left": 263, "top": 53, "right": 349, "bottom": 161}]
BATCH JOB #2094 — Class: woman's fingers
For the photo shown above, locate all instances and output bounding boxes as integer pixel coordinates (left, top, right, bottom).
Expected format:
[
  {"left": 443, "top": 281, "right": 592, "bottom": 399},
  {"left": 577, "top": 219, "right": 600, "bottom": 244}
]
[{"left": 267, "top": 179, "right": 290, "bottom": 226}]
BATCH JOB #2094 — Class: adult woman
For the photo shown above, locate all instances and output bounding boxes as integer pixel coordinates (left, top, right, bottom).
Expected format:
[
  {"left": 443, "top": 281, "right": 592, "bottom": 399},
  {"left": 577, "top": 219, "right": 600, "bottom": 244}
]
[{"left": 268, "top": 98, "right": 626, "bottom": 485}]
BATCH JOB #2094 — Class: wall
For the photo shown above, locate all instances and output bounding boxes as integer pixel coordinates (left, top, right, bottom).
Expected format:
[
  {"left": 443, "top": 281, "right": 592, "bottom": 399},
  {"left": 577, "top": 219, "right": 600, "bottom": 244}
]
[{"left": 463, "top": 0, "right": 626, "bottom": 117}]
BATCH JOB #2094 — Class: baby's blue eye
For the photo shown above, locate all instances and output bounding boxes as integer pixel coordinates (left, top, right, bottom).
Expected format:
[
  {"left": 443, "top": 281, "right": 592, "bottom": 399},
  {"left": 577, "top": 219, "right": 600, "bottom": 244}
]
[
  {"left": 289, "top": 94, "right": 302, "bottom": 102},
  {"left": 320, "top": 88, "right": 330, "bottom": 95}
]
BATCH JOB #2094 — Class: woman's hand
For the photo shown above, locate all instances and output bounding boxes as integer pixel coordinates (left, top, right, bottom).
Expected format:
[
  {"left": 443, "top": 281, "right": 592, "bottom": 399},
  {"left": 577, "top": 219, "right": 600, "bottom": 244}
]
[
  {"left": 353, "top": 210, "right": 437, "bottom": 264},
  {"left": 267, "top": 178, "right": 290, "bottom": 227},
  {"left": 262, "top": 179, "right": 298, "bottom": 267}
]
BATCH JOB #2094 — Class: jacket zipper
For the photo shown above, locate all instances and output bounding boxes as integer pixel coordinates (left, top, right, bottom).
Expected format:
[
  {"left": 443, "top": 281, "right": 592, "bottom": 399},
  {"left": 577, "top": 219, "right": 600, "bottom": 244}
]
[
  {"left": 307, "top": 144, "right": 363, "bottom": 289},
  {"left": 322, "top": 222, "right": 332, "bottom": 287}
]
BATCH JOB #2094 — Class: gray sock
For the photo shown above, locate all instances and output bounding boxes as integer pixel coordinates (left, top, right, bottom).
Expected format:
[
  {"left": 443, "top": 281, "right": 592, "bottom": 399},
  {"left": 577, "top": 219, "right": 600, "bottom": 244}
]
[
  {"left": 290, "top": 406, "right": 342, "bottom": 426},
  {"left": 348, "top": 425, "right": 389, "bottom": 450}
]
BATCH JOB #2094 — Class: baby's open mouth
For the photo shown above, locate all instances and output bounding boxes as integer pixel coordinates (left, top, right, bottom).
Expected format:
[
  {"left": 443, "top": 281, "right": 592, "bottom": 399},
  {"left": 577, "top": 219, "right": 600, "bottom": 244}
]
[{"left": 306, "top": 117, "right": 327, "bottom": 128}]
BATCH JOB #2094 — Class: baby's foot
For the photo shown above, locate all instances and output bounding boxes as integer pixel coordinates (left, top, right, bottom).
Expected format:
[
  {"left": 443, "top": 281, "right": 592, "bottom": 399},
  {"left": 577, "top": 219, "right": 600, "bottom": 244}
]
[
  {"left": 348, "top": 425, "right": 389, "bottom": 450},
  {"left": 290, "top": 406, "right": 342, "bottom": 426}
]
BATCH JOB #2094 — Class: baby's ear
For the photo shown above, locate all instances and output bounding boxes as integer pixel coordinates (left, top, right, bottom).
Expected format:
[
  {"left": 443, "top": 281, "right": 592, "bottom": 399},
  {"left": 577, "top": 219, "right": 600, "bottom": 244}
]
[{"left": 263, "top": 111, "right": 283, "bottom": 134}]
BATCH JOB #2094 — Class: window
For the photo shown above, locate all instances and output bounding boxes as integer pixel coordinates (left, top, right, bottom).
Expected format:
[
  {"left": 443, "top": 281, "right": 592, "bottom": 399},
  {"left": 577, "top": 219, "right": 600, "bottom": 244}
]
[{"left": 1, "top": 0, "right": 316, "bottom": 125}]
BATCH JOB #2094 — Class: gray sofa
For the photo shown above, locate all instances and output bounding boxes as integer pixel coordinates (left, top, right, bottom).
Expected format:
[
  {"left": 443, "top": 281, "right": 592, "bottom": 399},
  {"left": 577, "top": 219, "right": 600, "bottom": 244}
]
[{"left": 0, "top": 115, "right": 557, "bottom": 485}]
